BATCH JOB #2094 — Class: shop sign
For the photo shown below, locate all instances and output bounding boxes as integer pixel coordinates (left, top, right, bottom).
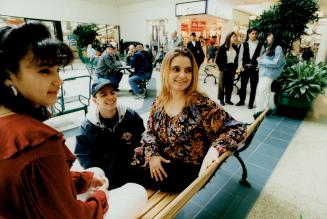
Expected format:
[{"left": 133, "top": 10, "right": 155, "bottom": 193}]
[
  {"left": 191, "top": 21, "right": 206, "bottom": 31},
  {"left": 180, "top": 23, "right": 188, "bottom": 31}
]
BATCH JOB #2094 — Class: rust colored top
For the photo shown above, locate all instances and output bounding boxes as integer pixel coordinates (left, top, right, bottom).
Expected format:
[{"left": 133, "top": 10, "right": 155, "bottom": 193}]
[{"left": 0, "top": 114, "right": 108, "bottom": 219}]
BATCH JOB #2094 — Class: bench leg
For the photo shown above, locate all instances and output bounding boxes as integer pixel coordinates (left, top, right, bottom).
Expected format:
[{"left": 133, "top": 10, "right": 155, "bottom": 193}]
[
  {"left": 204, "top": 74, "right": 217, "bottom": 84},
  {"left": 204, "top": 75, "right": 208, "bottom": 83},
  {"left": 234, "top": 151, "right": 251, "bottom": 187}
]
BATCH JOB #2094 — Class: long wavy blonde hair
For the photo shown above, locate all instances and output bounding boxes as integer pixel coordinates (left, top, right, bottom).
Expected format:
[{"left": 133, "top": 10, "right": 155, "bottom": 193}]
[{"left": 156, "top": 47, "right": 201, "bottom": 109}]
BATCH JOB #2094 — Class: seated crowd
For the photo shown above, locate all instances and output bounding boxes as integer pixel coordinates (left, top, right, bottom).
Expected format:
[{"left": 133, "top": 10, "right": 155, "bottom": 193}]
[{"left": 91, "top": 41, "right": 157, "bottom": 99}]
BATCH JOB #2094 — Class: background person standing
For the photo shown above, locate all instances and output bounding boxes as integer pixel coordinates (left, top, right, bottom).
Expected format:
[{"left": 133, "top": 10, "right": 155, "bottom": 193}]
[
  {"left": 168, "top": 31, "right": 183, "bottom": 51},
  {"left": 187, "top": 32, "right": 205, "bottom": 69},
  {"left": 254, "top": 32, "right": 286, "bottom": 117},
  {"left": 215, "top": 32, "right": 239, "bottom": 106},
  {"left": 237, "top": 28, "right": 265, "bottom": 109}
]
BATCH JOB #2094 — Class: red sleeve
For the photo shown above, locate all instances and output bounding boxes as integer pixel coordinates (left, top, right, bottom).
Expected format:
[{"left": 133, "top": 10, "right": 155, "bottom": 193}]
[
  {"left": 16, "top": 139, "right": 108, "bottom": 219},
  {"left": 71, "top": 171, "right": 94, "bottom": 194}
]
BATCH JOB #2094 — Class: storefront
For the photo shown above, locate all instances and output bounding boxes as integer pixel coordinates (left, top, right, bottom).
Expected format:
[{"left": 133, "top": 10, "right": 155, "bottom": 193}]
[
  {"left": 178, "top": 14, "right": 223, "bottom": 46},
  {"left": 1, "top": 15, "right": 121, "bottom": 54}
]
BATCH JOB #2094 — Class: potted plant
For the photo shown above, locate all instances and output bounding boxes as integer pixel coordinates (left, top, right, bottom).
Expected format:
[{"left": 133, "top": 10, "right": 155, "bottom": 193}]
[
  {"left": 73, "top": 24, "right": 99, "bottom": 64},
  {"left": 276, "top": 61, "right": 327, "bottom": 109},
  {"left": 249, "top": 0, "right": 319, "bottom": 54}
]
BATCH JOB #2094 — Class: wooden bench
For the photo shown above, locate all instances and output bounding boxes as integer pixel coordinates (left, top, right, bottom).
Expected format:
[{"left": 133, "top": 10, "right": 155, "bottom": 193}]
[{"left": 138, "top": 109, "right": 269, "bottom": 219}]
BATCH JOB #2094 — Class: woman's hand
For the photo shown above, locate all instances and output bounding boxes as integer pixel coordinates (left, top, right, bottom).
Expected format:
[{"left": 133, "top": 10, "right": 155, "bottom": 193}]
[
  {"left": 149, "top": 156, "right": 170, "bottom": 181},
  {"left": 86, "top": 167, "right": 109, "bottom": 191},
  {"left": 198, "top": 147, "right": 219, "bottom": 176},
  {"left": 91, "top": 175, "right": 108, "bottom": 191}
]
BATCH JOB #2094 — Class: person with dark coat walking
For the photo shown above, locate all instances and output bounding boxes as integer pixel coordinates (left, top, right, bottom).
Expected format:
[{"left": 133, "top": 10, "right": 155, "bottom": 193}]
[{"left": 187, "top": 32, "right": 205, "bottom": 69}]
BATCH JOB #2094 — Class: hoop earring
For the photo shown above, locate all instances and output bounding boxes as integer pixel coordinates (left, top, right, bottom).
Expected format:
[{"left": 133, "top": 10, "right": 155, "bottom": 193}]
[{"left": 10, "top": 85, "right": 18, "bottom": 96}]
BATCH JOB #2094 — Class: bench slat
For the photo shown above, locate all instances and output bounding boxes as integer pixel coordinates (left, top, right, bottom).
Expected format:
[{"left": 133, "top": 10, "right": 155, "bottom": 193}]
[
  {"left": 154, "top": 152, "right": 231, "bottom": 219},
  {"left": 138, "top": 191, "right": 172, "bottom": 218},
  {"left": 143, "top": 193, "right": 178, "bottom": 218},
  {"left": 146, "top": 189, "right": 157, "bottom": 199}
]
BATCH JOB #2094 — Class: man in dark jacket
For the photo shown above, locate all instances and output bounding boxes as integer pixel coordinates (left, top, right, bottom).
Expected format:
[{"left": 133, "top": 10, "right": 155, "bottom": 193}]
[
  {"left": 237, "top": 28, "right": 265, "bottom": 109},
  {"left": 75, "top": 78, "right": 145, "bottom": 189},
  {"left": 96, "top": 44, "right": 123, "bottom": 90},
  {"left": 187, "top": 32, "right": 205, "bottom": 69},
  {"left": 136, "top": 43, "right": 153, "bottom": 74},
  {"left": 127, "top": 44, "right": 151, "bottom": 98}
]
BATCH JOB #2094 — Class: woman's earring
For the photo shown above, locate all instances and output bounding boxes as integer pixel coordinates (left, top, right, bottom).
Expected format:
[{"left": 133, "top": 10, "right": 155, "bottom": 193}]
[{"left": 10, "top": 85, "right": 18, "bottom": 96}]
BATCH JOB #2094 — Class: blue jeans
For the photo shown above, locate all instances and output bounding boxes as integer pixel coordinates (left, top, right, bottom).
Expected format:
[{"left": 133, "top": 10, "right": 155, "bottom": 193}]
[{"left": 128, "top": 72, "right": 151, "bottom": 94}]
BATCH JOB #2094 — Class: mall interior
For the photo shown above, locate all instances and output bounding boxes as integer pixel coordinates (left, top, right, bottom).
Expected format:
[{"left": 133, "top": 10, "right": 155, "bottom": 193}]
[{"left": 1, "top": 0, "right": 327, "bottom": 218}]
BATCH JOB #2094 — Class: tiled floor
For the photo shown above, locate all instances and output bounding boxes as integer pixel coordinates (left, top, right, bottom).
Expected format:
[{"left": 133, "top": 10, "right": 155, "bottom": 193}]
[
  {"left": 175, "top": 115, "right": 302, "bottom": 219},
  {"left": 57, "top": 60, "right": 326, "bottom": 219}
]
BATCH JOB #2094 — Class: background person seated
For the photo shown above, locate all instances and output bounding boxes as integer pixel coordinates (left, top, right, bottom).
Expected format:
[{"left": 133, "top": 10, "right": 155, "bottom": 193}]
[
  {"left": 152, "top": 46, "right": 165, "bottom": 69},
  {"left": 96, "top": 44, "right": 123, "bottom": 90},
  {"left": 75, "top": 78, "right": 145, "bottom": 189},
  {"left": 127, "top": 44, "right": 151, "bottom": 98},
  {"left": 136, "top": 42, "right": 153, "bottom": 74}
]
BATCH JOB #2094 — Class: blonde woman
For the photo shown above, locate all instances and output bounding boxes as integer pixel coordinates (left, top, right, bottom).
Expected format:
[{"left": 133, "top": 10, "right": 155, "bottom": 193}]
[{"left": 132, "top": 47, "right": 246, "bottom": 192}]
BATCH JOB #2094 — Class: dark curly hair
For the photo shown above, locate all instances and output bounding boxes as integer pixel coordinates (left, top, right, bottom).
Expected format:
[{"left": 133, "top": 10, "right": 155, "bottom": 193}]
[{"left": 0, "top": 22, "right": 73, "bottom": 121}]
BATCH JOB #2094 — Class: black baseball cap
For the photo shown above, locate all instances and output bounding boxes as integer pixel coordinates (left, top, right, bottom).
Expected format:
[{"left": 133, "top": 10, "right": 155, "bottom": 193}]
[{"left": 91, "top": 78, "right": 118, "bottom": 96}]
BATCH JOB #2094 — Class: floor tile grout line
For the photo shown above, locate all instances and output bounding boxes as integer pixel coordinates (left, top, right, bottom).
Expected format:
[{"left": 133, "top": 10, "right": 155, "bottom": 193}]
[
  {"left": 191, "top": 117, "right": 294, "bottom": 218},
  {"left": 192, "top": 164, "right": 245, "bottom": 219}
]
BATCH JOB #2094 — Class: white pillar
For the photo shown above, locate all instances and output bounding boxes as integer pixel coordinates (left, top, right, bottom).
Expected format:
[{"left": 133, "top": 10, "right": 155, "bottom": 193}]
[{"left": 315, "top": 25, "right": 327, "bottom": 63}]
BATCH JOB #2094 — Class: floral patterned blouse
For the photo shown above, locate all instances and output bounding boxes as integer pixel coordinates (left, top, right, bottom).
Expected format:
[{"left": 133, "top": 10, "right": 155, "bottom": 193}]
[{"left": 133, "top": 93, "right": 246, "bottom": 166}]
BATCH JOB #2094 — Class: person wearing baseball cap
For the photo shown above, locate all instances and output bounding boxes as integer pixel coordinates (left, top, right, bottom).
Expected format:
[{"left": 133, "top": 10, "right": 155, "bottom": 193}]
[
  {"left": 75, "top": 78, "right": 145, "bottom": 189},
  {"left": 96, "top": 43, "right": 123, "bottom": 91}
]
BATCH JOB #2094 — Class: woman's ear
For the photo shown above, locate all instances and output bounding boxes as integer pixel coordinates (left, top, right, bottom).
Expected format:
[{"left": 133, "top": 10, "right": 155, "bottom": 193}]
[{"left": 3, "top": 75, "right": 14, "bottom": 87}]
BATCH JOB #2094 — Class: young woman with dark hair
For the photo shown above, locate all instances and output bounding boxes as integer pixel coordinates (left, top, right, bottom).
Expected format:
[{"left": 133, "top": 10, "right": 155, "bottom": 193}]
[
  {"left": 254, "top": 32, "right": 286, "bottom": 117},
  {"left": 0, "top": 22, "right": 147, "bottom": 219},
  {"left": 215, "top": 32, "right": 239, "bottom": 106}
]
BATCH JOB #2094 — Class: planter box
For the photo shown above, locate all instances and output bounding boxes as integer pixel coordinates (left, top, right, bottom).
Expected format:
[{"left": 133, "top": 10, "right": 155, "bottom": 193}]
[{"left": 277, "top": 92, "right": 313, "bottom": 108}]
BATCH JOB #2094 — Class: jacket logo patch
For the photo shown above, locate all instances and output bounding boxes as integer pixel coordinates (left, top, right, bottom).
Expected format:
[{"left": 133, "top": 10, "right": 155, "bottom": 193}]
[{"left": 122, "top": 132, "right": 132, "bottom": 141}]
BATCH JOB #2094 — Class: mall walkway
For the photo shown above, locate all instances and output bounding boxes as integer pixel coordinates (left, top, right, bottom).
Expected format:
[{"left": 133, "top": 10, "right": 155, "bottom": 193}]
[{"left": 50, "top": 61, "right": 327, "bottom": 219}]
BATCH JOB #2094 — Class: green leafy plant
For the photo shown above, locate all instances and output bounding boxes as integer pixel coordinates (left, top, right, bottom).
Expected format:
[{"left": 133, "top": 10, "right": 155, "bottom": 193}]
[
  {"left": 249, "top": 0, "right": 319, "bottom": 54},
  {"left": 73, "top": 24, "right": 98, "bottom": 48},
  {"left": 277, "top": 61, "right": 327, "bottom": 102}
]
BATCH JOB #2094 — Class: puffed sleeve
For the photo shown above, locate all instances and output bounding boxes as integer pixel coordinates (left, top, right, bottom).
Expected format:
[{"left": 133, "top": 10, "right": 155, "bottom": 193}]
[
  {"left": 16, "top": 139, "right": 108, "bottom": 219},
  {"left": 71, "top": 171, "right": 94, "bottom": 194},
  {"left": 203, "top": 101, "right": 246, "bottom": 154},
  {"left": 258, "top": 46, "right": 286, "bottom": 69}
]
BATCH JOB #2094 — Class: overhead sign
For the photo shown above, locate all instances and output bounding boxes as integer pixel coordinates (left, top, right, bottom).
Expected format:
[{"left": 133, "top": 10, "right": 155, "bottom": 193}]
[
  {"left": 191, "top": 21, "right": 206, "bottom": 31},
  {"left": 180, "top": 23, "right": 188, "bottom": 31},
  {"left": 175, "top": 0, "right": 207, "bottom": 17}
]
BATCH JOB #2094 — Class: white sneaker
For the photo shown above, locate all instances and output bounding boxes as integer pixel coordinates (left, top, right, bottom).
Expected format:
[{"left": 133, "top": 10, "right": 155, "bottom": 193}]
[{"left": 134, "top": 91, "right": 146, "bottom": 99}]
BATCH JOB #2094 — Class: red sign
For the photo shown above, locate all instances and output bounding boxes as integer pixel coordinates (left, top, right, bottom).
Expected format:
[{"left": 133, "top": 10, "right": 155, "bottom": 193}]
[
  {"left": 180, "top": 23, "right": 188, "bottom": 31},
  {"left": 191, "top": 21, "right": 206, "bottom": 31}
]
